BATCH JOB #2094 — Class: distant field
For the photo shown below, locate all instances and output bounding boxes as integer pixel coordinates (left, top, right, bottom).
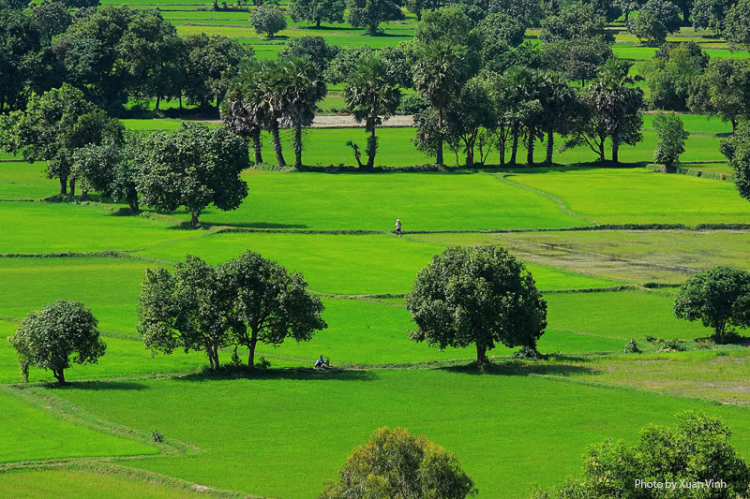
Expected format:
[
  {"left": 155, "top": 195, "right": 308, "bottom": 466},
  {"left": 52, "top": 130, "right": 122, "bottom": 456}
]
[{"left": 54, "top": 370, "right": 750, "bottom": 499}]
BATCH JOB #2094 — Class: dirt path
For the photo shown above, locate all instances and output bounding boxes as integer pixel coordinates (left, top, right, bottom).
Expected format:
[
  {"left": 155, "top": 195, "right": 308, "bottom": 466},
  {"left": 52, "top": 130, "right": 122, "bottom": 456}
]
[{"left": 197, "top": 115, "right": 415, "bottom": 128}]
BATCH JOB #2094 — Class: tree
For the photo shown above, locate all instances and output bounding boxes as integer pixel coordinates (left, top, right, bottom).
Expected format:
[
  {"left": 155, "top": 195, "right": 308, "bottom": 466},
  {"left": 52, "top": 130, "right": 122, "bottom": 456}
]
[
  {"left": 627, "top": 0, "right": 682, "bottom": 46},
  {"left": 0, "top": 84, "right": 124, "bottom": 196},
  {"left": 534, "top": 412, "right": 750, "bottom": 498},
  {"left": 543, "top": 37, "right": 614, "bottom": 87},
  {"left": 564, "top": 58, "right": 644, "bottom": 164},
  {"left": 691, "top": 0, "right": 734, "bottom": 31},
  {"left": 71, "top": 132, "right": 142, "bottom": 211},
  {"left": 502, "top": 66, "right": 547, "bottom": 166},
  {"left": 31, "top": 1, "right": 72, "bottom": 43},
  {"left": 138, "top": 256, "right": 235, "bottom": 370},
  {"left": 615, "top": 0, "right": 648, "bottom": 23},
  {"left": 9, "top": 301, "right": 106, "bottom": 384},
  {"left": 222, "top": 62, "right": 267, "bottom": 165},
  {"left": 674, "top": 266, "right": 750, "bottom": 343},
  {"left": 344, "top": 53, "right": 401, "bottom": 170},
  {"left": 275, "top": 57, "right": 327, "bottom": 169},
  {"left": 722, "top": 120, "right": 750, "bottom": 200},
  {"left": 324, "top": 46, "right": 375, "bottom": 84},
  {"left": 688, "top": 58, "right": 750, "bottom": 132},
  {"left": 320, "top": 427, "right": 476, "bottom": 499},
  {"left": 488, "top": 0, "right": 545, "bottom": 26},
  {"left": 477, "top": 12, "right": 526, "bottom": 53},
  {"left": 643, "top": 41, "right": 708, "bottom": 110},
  {"left": 652, "top": 113, "right": 689, "bottom": 171},
  {"left": 724, "top": 0, "right": 750, "bottom": 49},
  {"left": 219, "top": 250, "right": 327, "bottom": 368},
  {"left": 406, "top": 246, "right": 547, "bottom": 367},
  {"left": 136, "top": 123, "right": 249, "bottom": 226},
  {"left": 289, "top": 0, "right": 345, "bottom": 27},
  {"left": 278, "top": 36, "right": 340, "bottom": 73},
  {"left": 182, "top": 34, "right": 252, "bottom": 109},
  {"left": 118, "top": 11, "right": 182, "bottom": 110},
  {"left": 413, "top": 42, "right": 472, "bottom": 166},
  {"left": 251, "top": 4, "right": 287, "bottom": 38},
  {"left": 414, "top": 7, "right": 481, "bottom": 74},
  {"left": 346, "top": 0, "right": 404, "bottom": 35},
  {"left": 539, "top": 71, "right": 578, "bottom": 165},
  {"left": 405, "top": 0, "right": 439, "bottom": 21},
  {"left": 0, "top": 8, "right": 43, "bottom": 112},
  {"left": 540, "top": 2, "right": 614, "bottom": 44}
]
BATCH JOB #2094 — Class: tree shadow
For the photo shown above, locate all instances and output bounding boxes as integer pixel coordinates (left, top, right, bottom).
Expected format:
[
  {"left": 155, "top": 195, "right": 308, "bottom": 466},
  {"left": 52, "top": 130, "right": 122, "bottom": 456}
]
[
  {"left": 440, "top": 359, "right": 596, "bottom": 377},
  {"left": 50, "top": 381, "right": 150, "bottom": 391},
  {"left": 176, "top": 366, "right": 379, "bottom": 383},
  {"left": 166, "top": 220, "right": 309, "bottom": 230}
]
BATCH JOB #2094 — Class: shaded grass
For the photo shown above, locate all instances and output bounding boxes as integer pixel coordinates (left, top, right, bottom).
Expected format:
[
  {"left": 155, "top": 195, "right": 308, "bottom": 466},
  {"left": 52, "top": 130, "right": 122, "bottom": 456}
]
[
  {"left": 0, "top": 388, "right": 157, "bottom": 464},
  {"left": 53, "top": 370, "right": 750, "bottom": 499}
]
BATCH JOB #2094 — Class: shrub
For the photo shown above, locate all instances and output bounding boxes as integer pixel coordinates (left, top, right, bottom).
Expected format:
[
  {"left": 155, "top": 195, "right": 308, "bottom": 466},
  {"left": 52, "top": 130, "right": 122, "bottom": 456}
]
[
  {"left": 152, "top": 430, "right": 165, "bottom": 443},
  {"left": 653, "top": 113, "right": 689, "bottom": 171},
  {"left": 251, "top": 5, "right": 287, "bottom": 37},
  {"left": 624, "top": 339, "right": 640, "bottom": 353}
]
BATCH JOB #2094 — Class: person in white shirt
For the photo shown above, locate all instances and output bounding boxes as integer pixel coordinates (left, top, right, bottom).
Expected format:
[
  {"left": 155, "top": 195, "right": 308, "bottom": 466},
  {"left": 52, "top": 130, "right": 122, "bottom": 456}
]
[{"left": 395, "top": 219, "right": 402, "bottom": 236}]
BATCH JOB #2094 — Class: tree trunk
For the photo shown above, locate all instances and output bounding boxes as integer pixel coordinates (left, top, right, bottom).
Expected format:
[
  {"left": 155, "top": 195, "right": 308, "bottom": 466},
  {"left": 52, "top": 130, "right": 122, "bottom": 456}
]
[
  {"left": 271, "top": 122, "right": 286, "bottom": 167},
  {"left": 598, "top": 138, "right": 606, "bottom": 163},
  {"left": 366, "top": 127, "right": 376, "bottom": 170},
  {"left": 526, "top": 127, "right": 535, "bottom": 166},
  {"left": 81, "top": 189, "right": 88, "bottom": 200},
  {"left": 60, "top": 176, "right": 67, "bottom": 195},
  {"left": 191, "top": 212, "right": 200, "bottom": 227},
  {"left": 546, "top": 129, "right": 554, "bottom": 165},
  {"left": 69, "top": 178, "right": 76, "bottom": 197},
  {"left": 213, "top": 344, "right": 220, "bottom": 369},
  {"left": 155, "top": 95, "right": 161, "bottom": 111},
  {"left": 54, "top": 369, "right": 65, "bottom": 384},
  {"left": 128, "top": 197, "right": 140, "bottom": 214},
  {"left": 732, "top": 119, "right": 738, "bottom": 133},
  {"left": 316, "top": 18, "right": 321, "bottom": 28},
  {"left": 247, "top": 335, "right": 258, "bottom": 368},
  {"left": 252, "top": 129, "right": 263, "bottom": 164},
  {"left": 510, "top": 127, "right": 519, "bottom": 165},
  {"left": 682, "top": 5, "right": 690, "bottom": 26},
  {"left": 612, "top": 138, "right": 619, "bottom": 165},
  {"left": 476, "top": 343, "right": 487, "bottom": 368},
  {"left": 293, "top": 123, "right": 303, "bottom": 170},
  {"left": 436, "top": 108, "right": 444, "bottom": 166}
]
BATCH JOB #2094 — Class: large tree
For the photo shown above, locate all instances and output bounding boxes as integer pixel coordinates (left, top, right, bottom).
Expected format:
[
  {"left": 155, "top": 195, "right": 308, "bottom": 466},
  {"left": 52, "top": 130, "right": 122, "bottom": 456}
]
[
  {"left": 251, "top": 4, "right": 287, "bottom": 38},
  {"left": 691, "top": 0, "right": 734, "bottom": 31},
  {"left": 9, "top": 301, "right": 106, "bottom": 384},
  {"left": 0, "top": 84, "right": 123, "bottom": 195},
  {"left": 406, "top": 246, "right": 547, "bottom": 367},
  {"left": 412, "top": 42, "right": 472, "bottom": 166},
  {"left": 346, "top": 0, "right": 404, "bottom": 35},
  {"left": 222, "top": 62, "right": 268, "bottom": 165},
  {"left": 688, "top": 58, "right": 750, "bottom": 132},
  {"left": 627, "top": 0, "right": 682, "bottom": 46},
  {"left": 136, "top": 123, "right": 249, "bottom": 226},
  {"left": 644, "top": 41, "right": 708, "bottom": 110},
  {"left": 30, "top": 1, "right": 72, "bottom": 44},
  {"left": 289, "top": 0, "right": 345, "bottom": 27},
  {"left": 138, "top": 256, "right": 235, "bottom": 370},
  {"left": 278, "top": 36, "right": 340, "bottom": 74},
  {"left": 674, "top": 266, "right": 750, "bottom": 343},
  {"left": 0, "top": 8, "right": 44, "bottom": 112},
  {"left": 321, "top": 427, "right": 476, "bottom": 499},
  {"left": 722, "top": 120, "right": 750, "bottom": 199},
  {"left": 534, "top": 412, "right": 750, "bottom": 498},
  {"left": 276, "top": 56, "right": 327, "bottom": 169},
  {"left": 564, "top": 58, "right": 644, "bottom": 164},
  {"left": 440, "top": 76, "right": 495, "bottom": 167},
  {"left": 724, "top": 0, "right": 750, "bottom": 49},
  {"left": 344, "top": 53, "right": 401, "bottom": 170},
  {"left": 219, "top": 250, "right": 327, "bottom": 368},
  {"left": 540, "top": 2, "right": 614, "bottom": 44}
]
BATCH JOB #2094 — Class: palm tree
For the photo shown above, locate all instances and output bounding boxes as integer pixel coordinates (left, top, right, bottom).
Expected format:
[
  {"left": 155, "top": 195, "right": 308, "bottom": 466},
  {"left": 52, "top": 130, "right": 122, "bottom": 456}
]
[
  {"left": 412, "top": 42, "right": 470, "bottom": 167},
  {"left": 276, "top": 57, "right": 327, "bottom": 170},
  {"left": 256, "top": 60, "right": 288, "bottom": 168},
  {"left": 344, "top": 54, "right": 401, "bottom": 170},
  {"left": 221, "top": 62, "right": 267, "bottom": 165}
]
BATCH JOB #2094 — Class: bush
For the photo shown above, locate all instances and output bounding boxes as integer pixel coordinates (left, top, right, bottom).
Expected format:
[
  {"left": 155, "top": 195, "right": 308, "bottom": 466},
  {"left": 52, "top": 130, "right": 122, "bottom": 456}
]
[
  {"left": 151, "top": 430, "right": 165, "bottom": 443},
  {"left": 656, "top": 337, "right": 686, "bottom": 352},
  {"left": 623, "top": 339, "right": 640, "bottom": 353},
  {"left": 251, "top": 5, "right": 287, "bottom": 37},
  {"left": 653, "top": 113, "right": 689, "bottom": 171}
]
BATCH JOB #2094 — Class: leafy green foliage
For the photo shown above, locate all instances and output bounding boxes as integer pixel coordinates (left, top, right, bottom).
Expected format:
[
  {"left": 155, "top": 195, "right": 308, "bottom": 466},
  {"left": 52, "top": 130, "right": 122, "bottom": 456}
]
[
  {"left": 346, "top": 0, "right": 404, "bottom": 34},
  {"left": 278, "top": 36, "right": 340, "bottom": 73},
  {"left": 722, "top": 120, "right": 750, "bottom": 201},
  {"left": 218, "top": 250, "right": 327, "bottom": 368},
  {"left": 0, "top": 84, "right": 124, "bottom": 196},
  {"left": 250, "top": 4, "right": 287, "bottom": 37},
  {"left": 289, "top": 0, "right": 345, "bottom": 27},
  {"left": 320, "top": 427, "right": 476, "bottom": 499},
  {"left": 30, "top": 1, "right": 72, "bottom": 43},
  {"left": 653, "top": 113, "right": 689, "bottom": 169},
  {"left": 645, "top": 42, "right": 708, "bottom": 110},
  {"left": 0, "top": 8, "right": 43, "bottom": 112},
  {"left": 9, "top": 300, "right": 105, "bottom": 383},
  {"left": 534, "top": 412, "right": 750, "bottom": 498},
  {"left": 136, "top": 122, "right": 249, "bottom": 225},
  {"left": 674, "top": 266, "right": 750, "bottom": 342},
  {"left": 628, "top": 0, "right": 682, "bottom": 45},
  {"left": 691, "top": 0, "right": 733, "bottom": 31},
  {"left": 406, "top": 246, "right": 547, "bottom": 367},
  {"left": 688, "top": 58, "right": 750, "bottom": 131},
  {"left": 344, "top": 53, "right": 401, "bottom": 169},
  {"left": 541, "top": 2, "right": 614, "bottom": 44},
  {"left": 724, "top": 0, "right": 750, "bottom": 49}
]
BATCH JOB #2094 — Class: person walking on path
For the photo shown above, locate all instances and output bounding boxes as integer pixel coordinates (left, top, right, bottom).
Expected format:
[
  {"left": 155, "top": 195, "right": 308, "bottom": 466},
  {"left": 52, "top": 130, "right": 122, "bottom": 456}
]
[{"left": 395, "top": 219, "right": 402, "bottom": 236}]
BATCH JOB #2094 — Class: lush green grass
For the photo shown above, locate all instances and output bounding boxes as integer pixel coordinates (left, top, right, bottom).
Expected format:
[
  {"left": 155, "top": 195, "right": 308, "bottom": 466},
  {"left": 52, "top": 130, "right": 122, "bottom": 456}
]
[
  {"left": 0, "top": 202, "right": 194, "bottom": 254},
  {"left": 0, "top": 162, "right": 58, "bottom": 200},
  {"left": 509, "top": 168, "right": 750, "bottom": 225},
  {"left": 54, "top": 370, "right": 750, "bottom": 499},
  {"left": 0, "top": 388, "right": 157, "bottom": 464},
  {"left": 0, "top": 470, "right": 212, "bottom": 499},
  {"left": 134, "top": 232, "right": 618, "bottom": 294},
  {"left": 167, "top": 170, "right": 589, "bottom": 230}
]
